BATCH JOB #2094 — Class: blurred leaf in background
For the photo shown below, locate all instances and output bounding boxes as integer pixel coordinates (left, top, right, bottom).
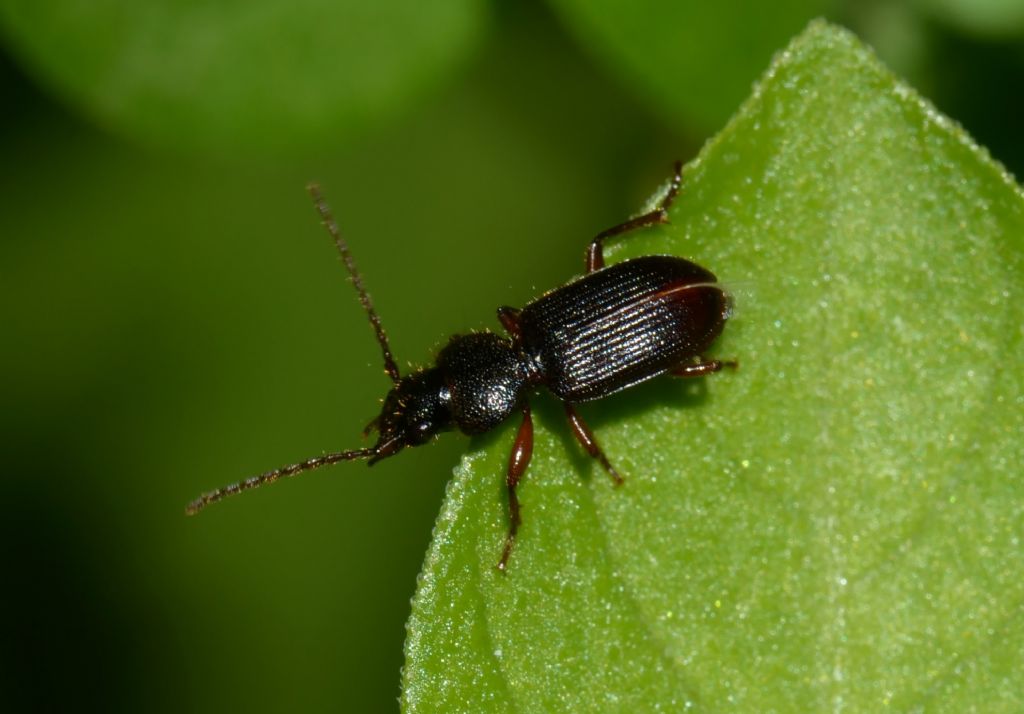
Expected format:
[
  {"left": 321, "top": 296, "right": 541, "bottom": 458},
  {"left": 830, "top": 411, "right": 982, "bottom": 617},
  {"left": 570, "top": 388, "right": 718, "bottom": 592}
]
[
  {"left": 912, "top": 0, "right": 1024, "bottom": 37},
  {"left": 0, "top": 0, "right": 488, "bottom": 152},
  {"left": 548, "top": 0, "right": 833, "bottom": 132},
  {"left": 1, "top": 1, "right": 1023, "bottom": 713}
]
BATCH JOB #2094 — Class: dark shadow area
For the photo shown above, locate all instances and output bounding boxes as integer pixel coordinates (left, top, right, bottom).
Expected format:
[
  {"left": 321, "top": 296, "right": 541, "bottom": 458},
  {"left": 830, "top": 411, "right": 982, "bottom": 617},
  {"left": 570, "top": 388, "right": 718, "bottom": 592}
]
[
  {"left": 925, "top": 25, "right": 1024, "bottom": 179},
  {"left": 0, "top": 441, "right": 154, "bottom": 713},
  {"left": 529, "top": 372, "right": 716, "bottom": 483}
]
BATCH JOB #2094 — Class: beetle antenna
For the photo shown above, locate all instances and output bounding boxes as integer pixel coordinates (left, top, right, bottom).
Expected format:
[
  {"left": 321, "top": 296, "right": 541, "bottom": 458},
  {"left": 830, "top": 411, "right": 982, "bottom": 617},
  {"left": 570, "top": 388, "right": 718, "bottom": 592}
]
[
  {"left": 185, "top": 447, "right": 377, "bottom": 515},
  {"left": 307, "top": 183, "right": 402, "bottom": 384}
]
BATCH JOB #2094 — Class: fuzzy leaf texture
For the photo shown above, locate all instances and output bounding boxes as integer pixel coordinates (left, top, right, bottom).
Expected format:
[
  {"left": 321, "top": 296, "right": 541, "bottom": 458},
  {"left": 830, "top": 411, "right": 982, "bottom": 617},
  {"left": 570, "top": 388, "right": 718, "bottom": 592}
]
[{"left": 401, "top": 21, "right": 1024, "bottom": 713}]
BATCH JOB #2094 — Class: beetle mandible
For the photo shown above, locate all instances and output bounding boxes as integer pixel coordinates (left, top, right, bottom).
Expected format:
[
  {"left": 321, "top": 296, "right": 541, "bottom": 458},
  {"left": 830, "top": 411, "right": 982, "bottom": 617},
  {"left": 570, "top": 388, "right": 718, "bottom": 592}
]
[{"left": 187, "top": 161, "right": 736, "bottom": 570}]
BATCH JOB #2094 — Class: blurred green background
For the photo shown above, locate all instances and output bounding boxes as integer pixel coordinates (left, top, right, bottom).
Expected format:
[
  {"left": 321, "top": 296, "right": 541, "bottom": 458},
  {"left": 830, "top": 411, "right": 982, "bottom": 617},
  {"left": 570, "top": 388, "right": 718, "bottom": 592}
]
[{"left": 1, "top": 1, "right": 1023, "bottom": 712}]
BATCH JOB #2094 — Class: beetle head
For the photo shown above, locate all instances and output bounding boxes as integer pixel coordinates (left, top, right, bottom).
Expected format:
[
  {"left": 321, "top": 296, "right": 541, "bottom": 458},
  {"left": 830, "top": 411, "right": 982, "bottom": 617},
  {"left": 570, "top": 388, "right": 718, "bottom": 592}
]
[{"left": 369, "top": 368, "right": 453, "bottom": 462}]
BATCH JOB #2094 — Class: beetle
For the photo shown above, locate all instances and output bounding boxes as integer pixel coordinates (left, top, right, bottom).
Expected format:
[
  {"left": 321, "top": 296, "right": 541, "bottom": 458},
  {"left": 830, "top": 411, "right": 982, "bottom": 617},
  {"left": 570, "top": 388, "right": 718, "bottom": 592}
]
[{"left": 187, "top": 161, "right": 736, "bottom": 570}]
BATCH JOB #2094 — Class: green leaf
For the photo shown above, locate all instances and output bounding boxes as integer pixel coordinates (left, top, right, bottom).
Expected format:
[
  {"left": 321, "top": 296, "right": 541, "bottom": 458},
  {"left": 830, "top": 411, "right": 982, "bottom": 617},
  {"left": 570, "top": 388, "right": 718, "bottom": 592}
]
[
  {"left": 912, "top": 0, "right": 1024, "bottom": 37},
  {"left": 548, "top": 0, "right": 829, "bottom": 132},
  {"left": 402, "top": 20, "right": 1024, "bottom": 712},
  {"left": 0, "top": 0, "right": 486, "bottom": 153}
]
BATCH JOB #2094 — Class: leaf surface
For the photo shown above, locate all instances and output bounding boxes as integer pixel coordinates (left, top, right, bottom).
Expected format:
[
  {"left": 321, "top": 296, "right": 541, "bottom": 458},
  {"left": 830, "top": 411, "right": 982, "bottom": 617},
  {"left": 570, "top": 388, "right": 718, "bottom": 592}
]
[{"left": 402, "top": 21, "right": 1024, "bottom": 712}]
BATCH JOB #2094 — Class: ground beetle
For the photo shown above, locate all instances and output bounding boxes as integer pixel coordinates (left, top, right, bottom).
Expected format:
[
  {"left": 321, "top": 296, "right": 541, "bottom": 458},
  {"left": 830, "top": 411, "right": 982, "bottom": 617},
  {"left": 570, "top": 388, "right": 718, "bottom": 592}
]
[{"left": 187, "top": 161, "right": 736, "bottom": 570}]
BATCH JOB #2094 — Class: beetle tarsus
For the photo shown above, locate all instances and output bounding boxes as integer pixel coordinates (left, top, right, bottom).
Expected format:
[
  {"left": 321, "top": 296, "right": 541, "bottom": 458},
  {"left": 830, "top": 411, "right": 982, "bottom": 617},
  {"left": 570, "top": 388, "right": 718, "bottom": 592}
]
[
  {"left": 584, "top": 160, "right": 686, "bottom": 273},
  {"left": 670, "top": 357, "right": 738, "bottom": 378}
]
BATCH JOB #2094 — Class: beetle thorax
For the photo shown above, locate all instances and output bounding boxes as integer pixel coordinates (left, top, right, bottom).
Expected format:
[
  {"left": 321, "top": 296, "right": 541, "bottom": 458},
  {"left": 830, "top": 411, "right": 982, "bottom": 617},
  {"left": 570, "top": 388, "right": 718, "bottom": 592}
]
[{"left": 437, "top": 332, "right": 527, "bottom": 435}]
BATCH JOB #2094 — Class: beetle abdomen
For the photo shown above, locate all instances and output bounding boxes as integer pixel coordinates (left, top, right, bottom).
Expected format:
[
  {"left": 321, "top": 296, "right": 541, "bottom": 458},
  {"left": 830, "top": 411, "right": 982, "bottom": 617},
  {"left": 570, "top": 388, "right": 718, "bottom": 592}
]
[{"left": 519, "top": 256, "right": 728, "bottom": 402}]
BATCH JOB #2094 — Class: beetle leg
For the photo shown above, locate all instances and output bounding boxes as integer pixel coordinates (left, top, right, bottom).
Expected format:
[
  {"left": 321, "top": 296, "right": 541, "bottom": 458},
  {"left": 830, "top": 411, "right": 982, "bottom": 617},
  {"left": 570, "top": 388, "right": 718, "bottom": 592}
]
[
  {"left": 497, "top": 306, "right": 522, "bottom": 340},
  {"left": 670, "top": 357, "right": 739, "bottom": 378},
  {"left": 498, "top": 402, "right": 534, "bottom": 572},
  {"left": 361, "top": 415, "right": 380, "bottom": 437},
  {"left": 585, "top": 160, "right": 684, "bottom": 273},
  {"left": 563, "top": 402, "right": 624, "bottom": 486}
]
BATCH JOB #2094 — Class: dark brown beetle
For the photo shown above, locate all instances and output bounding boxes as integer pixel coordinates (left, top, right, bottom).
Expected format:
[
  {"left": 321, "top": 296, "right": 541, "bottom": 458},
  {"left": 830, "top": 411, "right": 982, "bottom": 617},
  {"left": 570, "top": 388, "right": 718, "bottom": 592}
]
[{"left": 187, "top": 161, "right": 735, "bottom": 570}]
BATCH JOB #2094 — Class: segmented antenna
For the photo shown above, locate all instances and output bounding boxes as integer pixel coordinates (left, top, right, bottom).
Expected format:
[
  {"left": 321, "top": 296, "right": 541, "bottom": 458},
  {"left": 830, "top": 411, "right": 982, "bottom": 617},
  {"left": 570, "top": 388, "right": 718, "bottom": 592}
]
[
  {"left": 307, "top": 183, "right": 401, "bottom": 384},
  {"left": 185, "top": 448, "right": 376, "bottom": 515}
]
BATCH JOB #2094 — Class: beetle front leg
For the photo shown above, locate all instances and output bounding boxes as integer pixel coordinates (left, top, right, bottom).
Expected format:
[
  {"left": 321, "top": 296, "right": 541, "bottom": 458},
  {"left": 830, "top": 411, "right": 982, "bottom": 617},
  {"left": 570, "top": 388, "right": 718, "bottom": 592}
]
[
  {"left": 497, "top": 306, "right": 522, "bottom": 340},
  {"left": 563, "top": 402, "right": 624, "bottom": 486},
  {"left": 670, "top": 357, "right": 739, "bottom": 378},
  {"left": 585, "top": 160, "right": 684, "bottom": 273},
  {"left": 498, "top": 402, "right": 534, "bottom": 572}
]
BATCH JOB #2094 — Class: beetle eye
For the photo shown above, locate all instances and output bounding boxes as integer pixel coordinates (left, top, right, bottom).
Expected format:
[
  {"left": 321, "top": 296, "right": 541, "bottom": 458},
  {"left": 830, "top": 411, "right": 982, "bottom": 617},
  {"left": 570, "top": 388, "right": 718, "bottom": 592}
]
[{"left": 405, "top": 421, "right": 434, "bottom": 445}]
